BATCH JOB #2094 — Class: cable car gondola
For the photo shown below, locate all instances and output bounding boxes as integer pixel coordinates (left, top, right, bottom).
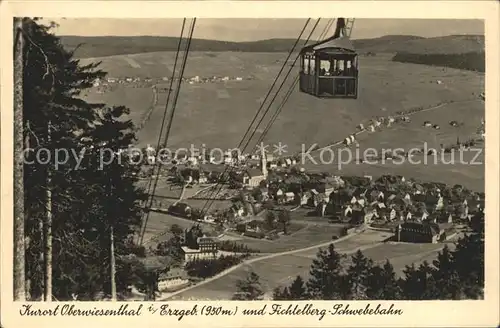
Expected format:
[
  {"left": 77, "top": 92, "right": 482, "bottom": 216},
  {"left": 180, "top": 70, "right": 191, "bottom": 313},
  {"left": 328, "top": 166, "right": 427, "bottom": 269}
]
[{"left": 299, "top": 18, "right": 358, "bottom": 99}]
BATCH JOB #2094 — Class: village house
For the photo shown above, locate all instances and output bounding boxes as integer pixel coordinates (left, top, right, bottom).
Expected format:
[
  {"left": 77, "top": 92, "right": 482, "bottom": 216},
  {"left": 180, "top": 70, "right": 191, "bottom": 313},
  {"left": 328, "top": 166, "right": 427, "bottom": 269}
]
[
  {"left": 299, "top": 191, "right": 313, "bottom": 206},
  {"left": 343, "top": 204, "right": 353, "bottom": 218},
  {"left": 364, "top": 208, "right": 378, "bottom": 224},
  {"left": 157, "top": 268, "right": 190, "bottom": 292},
  {"left": 168, "top": 202, "right": 192, "bottom": 218},
  {"left": 284, "top": 192, "right": 295, "bottom": 204},
  {"left": 236, "top": 218, "right": 266, "bottom": 238},
  {"left": 389, "top": 208, "right": 397, "bottom": 221},
  {"left": 367, "top": 189, "right": 385, "bottom": 203},
  {"left": 401, "top": 211, "right": 413, "bottom": 221},
  {"left": 417, "top": 208, "right": 430, "bottom": 221},
  {"left": 274, "top": 188, "right": 284, "bottom": 199},
  {"left": 231, "top": 203, "right": 246, "bottom": 218},
  {"left": 196, "top": 171, "right": 208, "bottom": 184},
  {"left": 458, "top": 203, "right": 469, "bottom": 220}
]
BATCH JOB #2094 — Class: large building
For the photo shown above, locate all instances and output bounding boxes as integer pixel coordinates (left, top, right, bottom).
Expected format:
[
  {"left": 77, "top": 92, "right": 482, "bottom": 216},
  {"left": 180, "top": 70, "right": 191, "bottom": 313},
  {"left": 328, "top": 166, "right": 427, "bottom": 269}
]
[
  {"left": 181, "top": 236, "right": 220, "bottom": 262},
  {"left": 394, "top": 221, "right": 443, "bottom": 243}
]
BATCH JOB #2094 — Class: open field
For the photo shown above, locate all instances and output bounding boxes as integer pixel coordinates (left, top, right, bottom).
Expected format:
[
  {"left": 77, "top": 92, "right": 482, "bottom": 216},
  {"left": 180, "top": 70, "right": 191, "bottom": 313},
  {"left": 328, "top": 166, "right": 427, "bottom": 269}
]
[
  {"left": 231, "top": 224, "right": 347, "bottom": 253},
  {"left": 302, "top": 99, "right": 485, "bottom": 190},
  {"left": 169, "top": 230, "right": 454, "bottom": 300},
  {"left": 361, "top": 242, "right": 451, "bottom": 273},
  {"left": 84, "top": 86, "right": 156, "bottom": 124},
  {"left": 84, "top": 52, "right": 484, "bottom": 191},
  {"left": 169, "top": 230, "right": 391, "bottom": 300},
  {"left": 140, "top": 211, "right": 219, "bottom": 245},
  {"left": 81, "top": 53, "right": 484, "bottom": 156}
]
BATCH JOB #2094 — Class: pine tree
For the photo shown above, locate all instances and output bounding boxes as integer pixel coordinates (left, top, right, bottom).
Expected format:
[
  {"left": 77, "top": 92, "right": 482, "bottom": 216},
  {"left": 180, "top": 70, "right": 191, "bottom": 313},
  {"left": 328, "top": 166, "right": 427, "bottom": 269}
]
[
  {"left": 417, "top": 261, "right": 440, "bottom": 300},
  {"left": 401, "top": 264, "right": 421, "bottom": 300},
  {"left": 401, "top": 261, "right": 440, "bottom": 300},
  {"left": 306, "top": 244, "right": 345, "bottom": 300},
  {"left": 367, "top": 260, "right": 402, "bottom": 300},
  {"left": 345, "top": 250, "right": 373, "bottom": 300},
  {"left": 272, "top": 286, "right": 290, "bottom": 300},
  {"left": 21, "top": 18, "right": 147, "bottom": 300},
  {"left": 452, "top": 233, "right": 484, "bottom": 299},
  {"left": 288, "top": 275, "right": 308, "bottom": 300},
  {"left": 277, "top": 210, "right": 291, "bottom": 235},
  {"left": 185, "top": 225, "right": 203, "bottom": 249},
  {"left": 432, "top": 245, "right": 463, "bottom": 299},
  {"left": 232, "top": 270, "right": 264, "bottom": 300}
]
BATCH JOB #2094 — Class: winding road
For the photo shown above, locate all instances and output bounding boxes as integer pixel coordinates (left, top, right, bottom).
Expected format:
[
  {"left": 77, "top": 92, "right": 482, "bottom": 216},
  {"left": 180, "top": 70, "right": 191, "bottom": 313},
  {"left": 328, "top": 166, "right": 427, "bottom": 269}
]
[{"left": 158, "top": 230, "right": 366, "bottom": 300}]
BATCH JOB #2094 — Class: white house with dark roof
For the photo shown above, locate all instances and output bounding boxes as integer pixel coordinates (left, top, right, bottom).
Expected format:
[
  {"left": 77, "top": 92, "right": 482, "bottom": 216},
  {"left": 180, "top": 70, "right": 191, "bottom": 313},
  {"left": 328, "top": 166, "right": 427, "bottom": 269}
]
[{"left": 158, "top": 268, "right": 190, "bottom": 292}]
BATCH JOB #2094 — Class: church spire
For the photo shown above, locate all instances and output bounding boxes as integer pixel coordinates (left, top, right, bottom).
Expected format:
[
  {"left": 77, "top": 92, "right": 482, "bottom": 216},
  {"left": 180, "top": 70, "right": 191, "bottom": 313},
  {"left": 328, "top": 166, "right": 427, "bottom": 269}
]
[{"left": 260, "top": 145, "right": 268, "bottom": 178}]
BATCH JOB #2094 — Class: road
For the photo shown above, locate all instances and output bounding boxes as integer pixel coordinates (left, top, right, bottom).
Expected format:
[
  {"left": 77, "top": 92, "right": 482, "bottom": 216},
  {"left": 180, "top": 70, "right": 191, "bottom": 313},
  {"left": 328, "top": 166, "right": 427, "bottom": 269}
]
[
  {"left": 158, "top": 230, "right": 365, "bottom": 300},
  {"left": 136, "top": 86, "right": 158, "bottom": 132}
]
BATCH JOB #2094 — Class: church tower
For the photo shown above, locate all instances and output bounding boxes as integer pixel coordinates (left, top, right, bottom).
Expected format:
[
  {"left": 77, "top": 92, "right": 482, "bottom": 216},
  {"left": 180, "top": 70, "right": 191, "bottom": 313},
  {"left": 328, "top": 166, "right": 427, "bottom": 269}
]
[{"left": 260, "top": 146, "right": 268, "bottom": 178}]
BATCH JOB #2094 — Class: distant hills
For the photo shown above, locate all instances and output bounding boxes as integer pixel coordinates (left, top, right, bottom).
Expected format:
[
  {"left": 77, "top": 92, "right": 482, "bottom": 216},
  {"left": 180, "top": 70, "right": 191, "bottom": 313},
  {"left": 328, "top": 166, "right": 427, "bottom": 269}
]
[{"left": 61, "top": 34, "right": 485, "bottom": 59}]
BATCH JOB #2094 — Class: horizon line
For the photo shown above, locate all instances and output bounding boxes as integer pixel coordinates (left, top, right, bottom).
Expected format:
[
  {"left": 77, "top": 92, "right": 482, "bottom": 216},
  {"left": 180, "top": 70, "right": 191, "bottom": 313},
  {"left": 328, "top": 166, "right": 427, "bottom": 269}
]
[{"left": 59, "top": 33, "right": 485, "bottom": 42}]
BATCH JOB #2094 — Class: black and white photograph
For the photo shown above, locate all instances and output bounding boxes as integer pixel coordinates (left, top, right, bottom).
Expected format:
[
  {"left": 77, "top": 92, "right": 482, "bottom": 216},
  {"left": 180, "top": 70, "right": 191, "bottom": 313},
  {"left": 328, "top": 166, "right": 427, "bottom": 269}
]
[{"left": 2, "top": 2, "right": 499, "bottom": 327}]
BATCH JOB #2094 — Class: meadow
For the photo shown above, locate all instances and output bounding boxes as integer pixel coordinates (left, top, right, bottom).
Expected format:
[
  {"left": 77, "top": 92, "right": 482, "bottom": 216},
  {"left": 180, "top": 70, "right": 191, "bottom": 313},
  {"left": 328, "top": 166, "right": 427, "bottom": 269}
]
[
  {"left": 168, "top": 229, "right": 449, "bottom": 300},
  {"left": 81, "top": 52, "right": 484, "bottom": 156},
  {"left": 229, "top": 224, "right": 347, "bottom": 254}
]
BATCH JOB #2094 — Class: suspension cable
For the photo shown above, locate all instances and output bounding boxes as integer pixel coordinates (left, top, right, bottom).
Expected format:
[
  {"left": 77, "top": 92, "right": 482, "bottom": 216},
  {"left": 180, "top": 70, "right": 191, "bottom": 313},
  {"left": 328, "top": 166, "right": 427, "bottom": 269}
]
[
  {"left": 256, "top": 18, "right": 335, "bottom": 146},
  {"left": 201, "top": 19, "right": 322, "bottom": 216},
  {"left": 240, "top": 18, "right": 323, "bottom": 153},
  {"left": 137, "top": 19, "right": 187, "bottom": 244},
  {"left": 139, "top": 18, "right": 197, "bottom": 246},
  {"left": 141, "top": 19, "right": 187, "bottom": 210},
  {"left": 198, "top": 19, "right": 312, "bottom": 217}
]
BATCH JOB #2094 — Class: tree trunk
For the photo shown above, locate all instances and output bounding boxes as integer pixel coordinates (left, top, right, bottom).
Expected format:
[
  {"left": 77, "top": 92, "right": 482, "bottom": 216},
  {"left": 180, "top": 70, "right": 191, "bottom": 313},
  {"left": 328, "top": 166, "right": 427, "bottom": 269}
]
[
  {"left": 110, "top": 225, "right": 117, "bottom": 301},
  {"left": 44, "top": 121, "right": 52, "bottom": 301},
  {"left": 13, "top": 17, "right": 26, "bottom": 301}
]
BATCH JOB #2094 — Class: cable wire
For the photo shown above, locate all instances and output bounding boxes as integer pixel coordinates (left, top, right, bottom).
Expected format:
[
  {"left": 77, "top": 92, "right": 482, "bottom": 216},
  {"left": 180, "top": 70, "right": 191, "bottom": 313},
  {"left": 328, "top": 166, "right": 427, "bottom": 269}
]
[
  {"left": 198, "top": 19, "right": 312, "bottom": 216},
  {"left": 201, "top": 19, "right": 323, "bottom": 216},
  {"left": 139, "top": 18, "right": 197, "bottom": 245}
]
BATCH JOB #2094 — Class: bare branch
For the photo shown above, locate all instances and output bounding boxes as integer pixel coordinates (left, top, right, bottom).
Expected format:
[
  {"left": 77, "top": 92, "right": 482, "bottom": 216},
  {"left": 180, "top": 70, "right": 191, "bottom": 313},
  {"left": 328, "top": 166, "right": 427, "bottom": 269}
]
[{"left": 25, "top": 121, "right": 40, "bottom": 148}]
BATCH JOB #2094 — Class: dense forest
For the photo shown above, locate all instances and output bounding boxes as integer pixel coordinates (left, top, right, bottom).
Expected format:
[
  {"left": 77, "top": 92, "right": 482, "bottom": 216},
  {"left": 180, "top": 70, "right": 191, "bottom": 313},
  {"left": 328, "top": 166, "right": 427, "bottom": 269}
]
[
  {"left": 14, "top": 18, "right": 150, "bottom": 301},
  {"left": 392, "top": 51, "right": 485, "bottom": 72}
]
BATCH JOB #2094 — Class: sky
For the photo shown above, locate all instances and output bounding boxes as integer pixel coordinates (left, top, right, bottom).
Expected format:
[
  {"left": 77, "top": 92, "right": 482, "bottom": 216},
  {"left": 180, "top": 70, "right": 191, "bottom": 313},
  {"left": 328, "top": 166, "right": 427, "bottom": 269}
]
[{"left": 48, "top": 18, "right": 484, "bottom": 41}]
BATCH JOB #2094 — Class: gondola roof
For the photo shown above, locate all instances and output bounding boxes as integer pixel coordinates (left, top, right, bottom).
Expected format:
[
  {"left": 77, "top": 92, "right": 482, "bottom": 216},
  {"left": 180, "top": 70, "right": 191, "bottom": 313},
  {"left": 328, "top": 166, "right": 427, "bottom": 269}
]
[{"left": 301, "top": 36, "right": 356, "bottom": 54}]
